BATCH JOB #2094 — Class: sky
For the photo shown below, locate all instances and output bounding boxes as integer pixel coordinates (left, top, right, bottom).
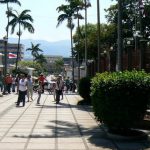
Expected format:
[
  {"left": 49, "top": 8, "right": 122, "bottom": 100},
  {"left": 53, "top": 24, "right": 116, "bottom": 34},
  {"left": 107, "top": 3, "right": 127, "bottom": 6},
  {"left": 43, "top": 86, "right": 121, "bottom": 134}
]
[{"left": 0, "top": 0, "right": 116, "bottom": 42}]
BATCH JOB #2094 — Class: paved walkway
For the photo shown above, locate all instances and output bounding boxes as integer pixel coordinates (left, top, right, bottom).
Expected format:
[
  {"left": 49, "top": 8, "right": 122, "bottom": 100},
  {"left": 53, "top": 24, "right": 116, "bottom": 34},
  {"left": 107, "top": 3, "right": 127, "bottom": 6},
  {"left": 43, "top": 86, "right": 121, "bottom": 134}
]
[{"left": 0, "top": 92, "right": 149, "bottom": 150}]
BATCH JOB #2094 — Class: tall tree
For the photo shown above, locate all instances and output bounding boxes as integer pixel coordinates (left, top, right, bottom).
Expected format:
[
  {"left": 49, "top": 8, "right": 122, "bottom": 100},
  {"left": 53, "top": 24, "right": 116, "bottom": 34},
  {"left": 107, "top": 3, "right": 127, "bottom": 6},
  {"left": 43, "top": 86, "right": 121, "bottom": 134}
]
[
  {"left": 8, "top": 9, "right": 34, "bottom": 71},
  {"left": 56, "top": 4, "right": 75, "bottom": 83},
  {"left": 84, "top": 0, "right": 91, "bottom": 76},
  {"left": 65, "top": 0, "right": 85, "bottom": 86},
  {"left": 0, "top": 0, "right": 21, "bottom": 38},
  {"left": 117, "top": 0, "right": 123, "bottom": 71},
  {"left": 26, "top": 42, "right": 43, "bottom": 61},
  {"left": 97, "top": 0, "right": 100, "bottom": 72},
  {"left": 0, "top": 0, "right": 21, "bottom": 83}
]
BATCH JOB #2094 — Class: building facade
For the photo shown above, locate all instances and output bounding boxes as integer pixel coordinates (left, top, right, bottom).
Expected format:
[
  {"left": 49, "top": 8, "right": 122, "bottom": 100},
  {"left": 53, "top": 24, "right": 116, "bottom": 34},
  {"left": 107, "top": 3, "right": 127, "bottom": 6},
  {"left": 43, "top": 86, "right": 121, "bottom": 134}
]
[{"left": 0, "top": 40, "right": 24, "bottom": 73}]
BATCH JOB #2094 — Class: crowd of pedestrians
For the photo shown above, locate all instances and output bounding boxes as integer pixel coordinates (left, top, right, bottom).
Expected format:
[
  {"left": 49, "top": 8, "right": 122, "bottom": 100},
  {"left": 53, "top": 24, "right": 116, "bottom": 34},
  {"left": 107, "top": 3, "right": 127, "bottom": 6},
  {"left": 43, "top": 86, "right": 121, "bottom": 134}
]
[{"left": 0, "top": 71, "right": 77, "bottom": 106}]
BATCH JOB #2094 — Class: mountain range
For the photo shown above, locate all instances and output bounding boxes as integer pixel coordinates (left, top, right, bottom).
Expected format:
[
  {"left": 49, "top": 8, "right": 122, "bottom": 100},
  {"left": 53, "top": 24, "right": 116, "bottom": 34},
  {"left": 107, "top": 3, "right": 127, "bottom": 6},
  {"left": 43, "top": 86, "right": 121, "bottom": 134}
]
[{"left": 8, "top": 38, "right": 71, "bottom": 59}]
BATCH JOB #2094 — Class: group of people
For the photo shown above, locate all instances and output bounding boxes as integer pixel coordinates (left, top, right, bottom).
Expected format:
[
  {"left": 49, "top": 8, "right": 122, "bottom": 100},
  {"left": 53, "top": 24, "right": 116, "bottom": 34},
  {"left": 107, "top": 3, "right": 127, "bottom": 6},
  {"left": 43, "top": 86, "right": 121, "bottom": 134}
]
[
  {"left": 0, "top": 72, "right": 18, "bottom": 94},
  {"left": 16, "top": 73, "right": 45, "bottom": 107},
  {"left": 0, "top": 71, "right": 76, "bottom": 106},
  {"left": 0, "top": 72, "right": 37, "bottom": 106}
]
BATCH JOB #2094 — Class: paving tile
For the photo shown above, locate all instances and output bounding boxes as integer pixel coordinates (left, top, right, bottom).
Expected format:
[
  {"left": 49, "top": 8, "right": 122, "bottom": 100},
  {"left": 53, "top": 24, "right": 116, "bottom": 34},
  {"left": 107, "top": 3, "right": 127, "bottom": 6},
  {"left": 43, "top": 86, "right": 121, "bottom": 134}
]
[
  {"left": 58, "top": 137, "right": 83, "bottom": 143},
  {"left": 58, "top": 142, "right": 86, "bottom": 150},
  {"left": 0, "top": 143, "right": 25, "bottom": 149},
  {"left": 29, "top": 138, "right": 55, "bottom": 143},
  {"left": 27, "top": 143, "right": 55, "bottom": 150},
  {"left": 1, "top": 137, "right": 28, "bottom": 143}
]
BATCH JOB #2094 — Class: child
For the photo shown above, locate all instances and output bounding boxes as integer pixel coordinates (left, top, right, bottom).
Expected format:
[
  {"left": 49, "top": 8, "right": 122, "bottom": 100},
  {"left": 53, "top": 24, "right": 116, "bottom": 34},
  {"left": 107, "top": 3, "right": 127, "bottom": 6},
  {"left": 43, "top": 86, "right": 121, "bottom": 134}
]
[{"left": 37, "top": 81, "right": 42, "bottom": 105}]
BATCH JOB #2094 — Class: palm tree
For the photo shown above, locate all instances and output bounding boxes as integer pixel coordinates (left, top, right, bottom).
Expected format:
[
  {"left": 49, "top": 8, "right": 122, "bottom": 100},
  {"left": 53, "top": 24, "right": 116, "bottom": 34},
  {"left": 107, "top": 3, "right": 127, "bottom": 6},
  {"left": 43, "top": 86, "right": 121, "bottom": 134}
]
[
  {"left": 84, "top": 0, "right": 91, "bottom": 76},
  {"left": 34, "top": 54, "right": 47, "bottom": 65},
  {"left": 0, "top": 0, "right": 21, "bottom": 83},
  {"left": 0, "top": 0, "right": 21, "bottom": 38},
  {"left": 26, "top": 42, "right": 43, "bottom": 62},
  {"left": 56, "top": 4, "right": 75, "bottom": 83},
  {"left": 65, "top": 0, "right": 84, "bottom": 86},
  {"left": 8, "top": 9, "right": 34, "bottom": 71}
]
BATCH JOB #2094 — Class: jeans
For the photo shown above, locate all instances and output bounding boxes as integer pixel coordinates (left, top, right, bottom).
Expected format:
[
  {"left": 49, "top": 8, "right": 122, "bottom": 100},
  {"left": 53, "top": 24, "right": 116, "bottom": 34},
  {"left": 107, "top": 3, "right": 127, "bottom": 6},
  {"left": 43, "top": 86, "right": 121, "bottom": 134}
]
[
  {"left": 17, "top": 90, "right": 27, "bottom": 106},
  {"left": 0, "top": 83, "right": 3, "bottom": 92}
]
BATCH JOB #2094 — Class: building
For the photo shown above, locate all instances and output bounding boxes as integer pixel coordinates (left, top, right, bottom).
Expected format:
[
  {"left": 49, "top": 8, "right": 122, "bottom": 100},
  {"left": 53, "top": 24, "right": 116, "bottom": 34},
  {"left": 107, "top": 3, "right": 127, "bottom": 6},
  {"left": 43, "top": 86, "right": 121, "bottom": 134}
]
[{"left": 0, "top": 40, "right": 24, "bottom": 73}]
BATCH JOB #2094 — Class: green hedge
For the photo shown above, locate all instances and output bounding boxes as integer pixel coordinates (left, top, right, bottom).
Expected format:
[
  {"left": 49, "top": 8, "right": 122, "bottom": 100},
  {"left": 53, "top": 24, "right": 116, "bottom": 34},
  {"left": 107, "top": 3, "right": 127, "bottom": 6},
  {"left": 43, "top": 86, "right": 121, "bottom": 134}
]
[{"left": 91, "top": 70, "right": 150, "bottom": 130}]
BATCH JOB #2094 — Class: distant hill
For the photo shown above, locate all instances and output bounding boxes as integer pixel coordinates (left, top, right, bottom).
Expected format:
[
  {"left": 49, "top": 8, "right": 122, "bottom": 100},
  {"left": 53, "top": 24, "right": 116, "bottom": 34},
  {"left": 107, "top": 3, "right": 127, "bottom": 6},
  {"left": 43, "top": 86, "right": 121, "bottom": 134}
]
[{"left": 8, "top": 38, "right": 71, "bottom": 59}]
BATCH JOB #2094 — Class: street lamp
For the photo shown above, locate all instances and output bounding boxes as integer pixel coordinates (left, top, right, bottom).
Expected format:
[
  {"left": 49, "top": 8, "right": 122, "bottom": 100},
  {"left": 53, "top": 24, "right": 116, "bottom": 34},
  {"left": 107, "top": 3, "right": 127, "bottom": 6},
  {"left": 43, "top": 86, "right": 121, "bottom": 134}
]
[{"left": 126, "top": 38, "right": 134, "bottom": 70}]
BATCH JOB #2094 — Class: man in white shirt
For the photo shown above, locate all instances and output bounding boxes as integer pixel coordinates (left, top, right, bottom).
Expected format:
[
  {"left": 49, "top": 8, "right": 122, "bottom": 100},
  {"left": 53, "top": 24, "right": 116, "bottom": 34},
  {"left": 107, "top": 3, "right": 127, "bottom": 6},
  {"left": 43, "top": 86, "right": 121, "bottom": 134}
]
[{"left": 16, "top": 74, "right": 27, "bottom": 107}]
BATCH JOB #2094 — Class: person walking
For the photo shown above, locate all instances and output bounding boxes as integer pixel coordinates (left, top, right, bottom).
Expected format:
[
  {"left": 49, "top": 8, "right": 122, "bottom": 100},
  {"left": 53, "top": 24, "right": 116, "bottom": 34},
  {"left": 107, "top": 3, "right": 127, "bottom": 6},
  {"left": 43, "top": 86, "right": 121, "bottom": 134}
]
[
  {"left": 0, "top": 71, "right": 4, "bottom": 93},
  {"left": 37, "top": 81, "right": 42, "bottom": 105},
  {"left": 16, "top": 74, "right": 27, "bottom": 107},
  {"left": 65, "top": 77, "right": 70, "bottom": 93},
  {"left": 11, "top": 75, "right": 16, "bottom": 93},
  {"left": 27, "top": 75, "right": 34, "bottom": 102},
  {"left": 4, "top": 73, "right": 12, "bottom": 94},
  {"left": 15, "top": 74, "right": 20, "bottom": 94},
  {"left": 38, "top": 73, "right": 47, "bottom": 93},
  {"left": 55, "top": 75, "right": 64, "bottom": 104}
]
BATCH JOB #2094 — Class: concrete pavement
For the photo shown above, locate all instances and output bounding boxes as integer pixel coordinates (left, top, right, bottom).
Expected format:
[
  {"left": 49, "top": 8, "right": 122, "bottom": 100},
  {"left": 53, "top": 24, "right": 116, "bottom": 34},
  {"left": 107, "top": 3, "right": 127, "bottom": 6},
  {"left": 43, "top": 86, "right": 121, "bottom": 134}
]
[{"left": 0, "top": 92, "right": 149, "bottom": 150}]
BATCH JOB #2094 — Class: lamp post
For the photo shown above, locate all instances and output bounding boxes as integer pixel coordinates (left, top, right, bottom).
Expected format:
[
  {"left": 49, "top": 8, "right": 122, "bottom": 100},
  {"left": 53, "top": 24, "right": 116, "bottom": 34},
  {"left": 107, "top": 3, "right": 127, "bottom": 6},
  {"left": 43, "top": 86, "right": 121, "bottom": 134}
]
[{"left": 126, "top": 39, "right": 134, "bottom": 70}]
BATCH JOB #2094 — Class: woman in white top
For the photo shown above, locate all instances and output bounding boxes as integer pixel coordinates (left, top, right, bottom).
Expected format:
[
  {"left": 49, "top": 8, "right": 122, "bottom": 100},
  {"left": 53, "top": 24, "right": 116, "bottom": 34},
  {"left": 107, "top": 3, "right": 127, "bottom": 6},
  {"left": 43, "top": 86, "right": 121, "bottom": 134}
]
[{"left": 16, "top": 74, "right": 27, "bottom": 107}]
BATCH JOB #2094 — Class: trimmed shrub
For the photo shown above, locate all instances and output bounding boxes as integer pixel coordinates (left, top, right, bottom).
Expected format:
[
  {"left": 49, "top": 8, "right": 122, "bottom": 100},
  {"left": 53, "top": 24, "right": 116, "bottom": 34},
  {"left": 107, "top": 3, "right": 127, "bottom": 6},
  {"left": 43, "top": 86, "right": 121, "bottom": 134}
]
[
  {"left": 78, "top": 77, "right": 91, "bottom": 102},
  {"left": 91, "top": 70, "right": 150, "bottom": 130}
]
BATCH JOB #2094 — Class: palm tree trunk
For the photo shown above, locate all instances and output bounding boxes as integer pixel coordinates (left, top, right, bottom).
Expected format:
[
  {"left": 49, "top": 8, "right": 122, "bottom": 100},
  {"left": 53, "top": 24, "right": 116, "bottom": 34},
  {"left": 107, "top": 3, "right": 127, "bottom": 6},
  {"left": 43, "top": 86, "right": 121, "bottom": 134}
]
[
  {"left": 97, "top": 0, "right": 101, "bottom": 72},
  {"left": 77, "top": 10, "right": 80, "bottom": 89},
  {"left": 70, "top": 24, "right": 74, "bottom": 84},
  {"left": 117, "top": 0, "right": 123, "bottom": 71},
  {"left": 6, "top": 2, "right": 9, "bottom": 38},
  {"left": 15, "top": 25, "right": 21, "bottom": 72},
  {"left": 84, "top": 0, "right": 88, "bottom": 76}
]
